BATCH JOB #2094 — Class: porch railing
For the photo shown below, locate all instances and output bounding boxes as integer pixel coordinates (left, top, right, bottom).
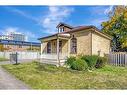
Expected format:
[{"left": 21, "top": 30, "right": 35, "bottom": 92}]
[{"left": 40, "top": 53, "right": 68, "bottom": 60}]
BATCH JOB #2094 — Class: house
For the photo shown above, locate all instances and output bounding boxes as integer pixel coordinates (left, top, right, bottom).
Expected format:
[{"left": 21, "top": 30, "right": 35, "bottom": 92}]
[
  {"left": 39, "top": 23, "right": 112, "bottom": 66},
  {"left": 0, "top": 39, "right": 40, "bottom": 52}
]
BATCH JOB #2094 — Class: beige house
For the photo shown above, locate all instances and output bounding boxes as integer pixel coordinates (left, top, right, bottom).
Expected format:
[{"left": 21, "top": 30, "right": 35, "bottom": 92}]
[{"left": 39, "top": 23, "right": 112, "bottom": 66}]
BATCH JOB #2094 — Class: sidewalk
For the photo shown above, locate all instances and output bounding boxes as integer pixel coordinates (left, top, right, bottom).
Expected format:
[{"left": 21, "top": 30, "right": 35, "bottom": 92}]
[{"left": 0, "top": 66, "right": 30, "bottom": 89}]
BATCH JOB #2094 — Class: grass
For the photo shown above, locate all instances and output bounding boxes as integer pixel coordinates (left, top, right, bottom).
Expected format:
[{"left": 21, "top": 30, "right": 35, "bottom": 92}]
[
  {"left": 1, "top": 61, "right": 127, "bottom": 89},
  {"left": 0, "top": 57, "right": 9, "bottom": 61}
]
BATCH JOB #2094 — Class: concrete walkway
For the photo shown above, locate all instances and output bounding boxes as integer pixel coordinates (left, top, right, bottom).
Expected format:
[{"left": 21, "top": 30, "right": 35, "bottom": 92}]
[{"left": 0, "top": 66, "right": 30, "bottom": 89}]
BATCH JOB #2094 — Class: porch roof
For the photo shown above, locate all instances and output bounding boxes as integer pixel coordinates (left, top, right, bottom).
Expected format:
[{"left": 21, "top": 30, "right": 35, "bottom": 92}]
[{"left": 39, "top": 33, "right": 70, "bottom": 42}]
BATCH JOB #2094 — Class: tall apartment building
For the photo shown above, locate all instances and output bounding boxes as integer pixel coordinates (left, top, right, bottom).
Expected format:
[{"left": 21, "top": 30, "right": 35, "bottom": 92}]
[
  {"left": 0, "top": 35, "right": 13, "bottom": 40},
  {"left": 8, "top": 32, "right": 26, "bottom": 41},
  {"left": 0, "top": 32, "right": 26, "bottom": 41}
]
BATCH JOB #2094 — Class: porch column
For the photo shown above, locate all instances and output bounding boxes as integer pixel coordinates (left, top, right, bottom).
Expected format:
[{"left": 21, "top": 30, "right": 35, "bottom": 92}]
[
  {"left": 68, "top": 39, "right": 70, "bottom": 57},
  {"left": 57, "top": 37, "right": 60, "bottom": 66},
  {"left": 40, "top": 42, "right": 47, "bottom": 54},
  {"left": 41, "top": 43, "right": 43, "bottom": 55}
]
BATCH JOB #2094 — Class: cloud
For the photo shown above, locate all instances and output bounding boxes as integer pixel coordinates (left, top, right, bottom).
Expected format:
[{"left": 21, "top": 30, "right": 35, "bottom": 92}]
[
  {"left": 104, "top": 6, "right": 114, "bottom": 15},
  {"left": 39, "top": 6, "right": 74, "bottom": 34},
  {"left": 0, "top": 27, "right": 36, "bottom": 41},
  {"left": 4, "top": 6, "right": 74, "bottom": 34},
  {"left": 90, "top": 6, "right": 114, "bottom": 16},
  {"left": 87, "top": 17, "right": 109, "bottom": 28},
  {"left": 4, "top": 7, "right": 38, "bottom": 23},
  {"left": 90, "top": 6, "right": 108, "bottom": 15}
]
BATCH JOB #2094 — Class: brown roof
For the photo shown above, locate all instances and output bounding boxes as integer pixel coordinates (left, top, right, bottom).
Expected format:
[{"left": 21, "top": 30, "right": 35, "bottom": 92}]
[
  {"left": 56, "top": 22, "right": 73, "bottom": 29},
  {"left": 38, "top": 25, "right": 112, "bottom": 40}
]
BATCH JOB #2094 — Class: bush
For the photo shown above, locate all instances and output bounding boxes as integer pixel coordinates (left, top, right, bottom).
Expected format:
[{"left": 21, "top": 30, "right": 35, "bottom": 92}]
[
  {"left": 65, "top": 57, "right": 88, "bottom": 71},
  {"left": 65, "top": 55, "right": 107, "bottom": 70},
  {"left": 72, "top": 58, "right": 88, "bottom": 71},
  {"left": 65, "top": 56, "right": 76, "bottom": 67},
  {"left": 81, "top": 55, "right": 98, "bottom": 69},
  {"left": 95, "top": 57, "right": 107, "bottom": 68}
]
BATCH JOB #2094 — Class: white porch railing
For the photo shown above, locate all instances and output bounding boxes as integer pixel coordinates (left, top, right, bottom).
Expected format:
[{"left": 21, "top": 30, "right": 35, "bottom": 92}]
[
  {"left": 40, "top": 53, "right": 68, "bottom": 60},
  {"left": 40, "top": 53, "right": 68, "bottom": 66}
]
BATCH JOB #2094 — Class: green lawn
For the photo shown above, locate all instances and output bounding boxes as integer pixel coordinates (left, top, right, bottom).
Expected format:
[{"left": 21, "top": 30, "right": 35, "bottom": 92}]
[
  {"left": 1, "top": 62, "right": 127, "bottom": 89},
  {"left": 0, "top": 57, "right": 9, "bottom": 61}
]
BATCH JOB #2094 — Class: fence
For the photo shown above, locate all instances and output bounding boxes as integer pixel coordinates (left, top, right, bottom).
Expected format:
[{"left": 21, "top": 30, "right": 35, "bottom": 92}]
[
  {"left": 0, "top": 51, "right": 40, "bottom": 60},
  {"left": 108, "top": 52, "right": 127, "bottom": 67}
]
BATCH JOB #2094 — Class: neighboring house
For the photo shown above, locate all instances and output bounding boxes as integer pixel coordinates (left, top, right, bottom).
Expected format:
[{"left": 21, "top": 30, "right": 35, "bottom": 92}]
[
  {"left": 39, "top": 22, "right": 112, "bottom": 66},
  {"left": 0, "top": 39, "right": 40, "bottom": 52}
]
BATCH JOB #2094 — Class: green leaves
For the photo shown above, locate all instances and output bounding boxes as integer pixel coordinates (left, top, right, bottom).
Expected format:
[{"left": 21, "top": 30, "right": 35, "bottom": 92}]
[{"left": 101, "top": 6, "right": 127, "bottom": 51}]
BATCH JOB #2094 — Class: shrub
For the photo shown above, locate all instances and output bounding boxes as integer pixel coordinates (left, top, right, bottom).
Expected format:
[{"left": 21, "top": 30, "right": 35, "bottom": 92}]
[
  {"left": 65, "top": 56, "right": 76, "bottom": 67},
  {"left": 65, "top": 55, "right": 107, "bottom": 70},
  {"left": 81, "top": 55, "right": 98, "bottom": 69},
  {"left": 72, "top": 58, "right": 88, "bottom": 71},
  {"left": 95, "top": 57, "right": 107, "bottom": 68}
]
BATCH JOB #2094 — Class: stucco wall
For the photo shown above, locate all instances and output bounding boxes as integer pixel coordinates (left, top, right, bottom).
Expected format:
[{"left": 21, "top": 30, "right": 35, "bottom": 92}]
[
  {"left": 70, "top": 30, "right": 92, "bottom": 56},
  {"left": 92, "top": 31, "right": 111, "bottom": 56}
]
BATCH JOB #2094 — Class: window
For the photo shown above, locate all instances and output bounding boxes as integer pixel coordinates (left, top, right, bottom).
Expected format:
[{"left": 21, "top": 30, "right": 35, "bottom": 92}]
[
  {"left": 71, "top": 36, "right": 77, "bottom": 53},
  {"left": 19, "top": 45, "right": 22, "bottom": 48},
  {"left": 47, "top": 42, "right": 51, "bottom": 53},
  {"left": 58, "top": 27, "right": 64, "bottom": 32}
]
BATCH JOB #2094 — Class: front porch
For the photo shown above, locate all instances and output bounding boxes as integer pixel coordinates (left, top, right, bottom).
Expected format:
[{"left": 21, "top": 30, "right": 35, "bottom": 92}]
[
  {"left": 40, "top": 33, "right": 70, "bottom": 66},
  {"left": 40, "top": 53, "right": 68, "bottom": 66}
]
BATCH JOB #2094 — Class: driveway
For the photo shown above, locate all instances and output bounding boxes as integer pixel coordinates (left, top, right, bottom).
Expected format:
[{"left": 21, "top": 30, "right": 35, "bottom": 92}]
[{"left": 0, "top": 66, "right": 30, "bottom": 89}]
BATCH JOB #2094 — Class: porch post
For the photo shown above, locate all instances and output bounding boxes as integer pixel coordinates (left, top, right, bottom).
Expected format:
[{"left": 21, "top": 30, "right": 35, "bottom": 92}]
[
  {"left": 68, "top": 39, "right": 70, "bottom": 57},
  {"left": 57, "top": 35, "right": 60, "bottom": 66},
  {"left": 41, "top": 43, "right": 43, "bottom": 55}
]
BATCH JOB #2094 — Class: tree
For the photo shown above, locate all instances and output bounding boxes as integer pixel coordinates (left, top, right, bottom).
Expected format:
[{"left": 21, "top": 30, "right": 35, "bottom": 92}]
[{"left": 101, "top": 6, "right": 127, "bottom": 52}]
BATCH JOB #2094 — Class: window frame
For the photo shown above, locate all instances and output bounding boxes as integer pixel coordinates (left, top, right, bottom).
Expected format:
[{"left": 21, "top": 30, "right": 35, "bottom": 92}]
[
  {"left": 47, "top": 42, "right": 51, "bottom": 53},
  {"left": 70, "top": 35, "right": 77, "bottom": 54}
]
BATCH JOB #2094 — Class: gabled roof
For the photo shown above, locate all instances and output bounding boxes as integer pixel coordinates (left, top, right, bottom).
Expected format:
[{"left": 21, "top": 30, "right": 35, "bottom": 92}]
[
  {"left": 56, "top": 22, "right": 74, "bottom": 29},
  {"left": 38, "top": 24, "right": 112, "bottom": 40}
]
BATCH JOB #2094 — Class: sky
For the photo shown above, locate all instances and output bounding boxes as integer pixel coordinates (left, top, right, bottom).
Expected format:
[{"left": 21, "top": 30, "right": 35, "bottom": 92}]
[{"left": 0, "top": 6, "right": 114, "bottom": 42}]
